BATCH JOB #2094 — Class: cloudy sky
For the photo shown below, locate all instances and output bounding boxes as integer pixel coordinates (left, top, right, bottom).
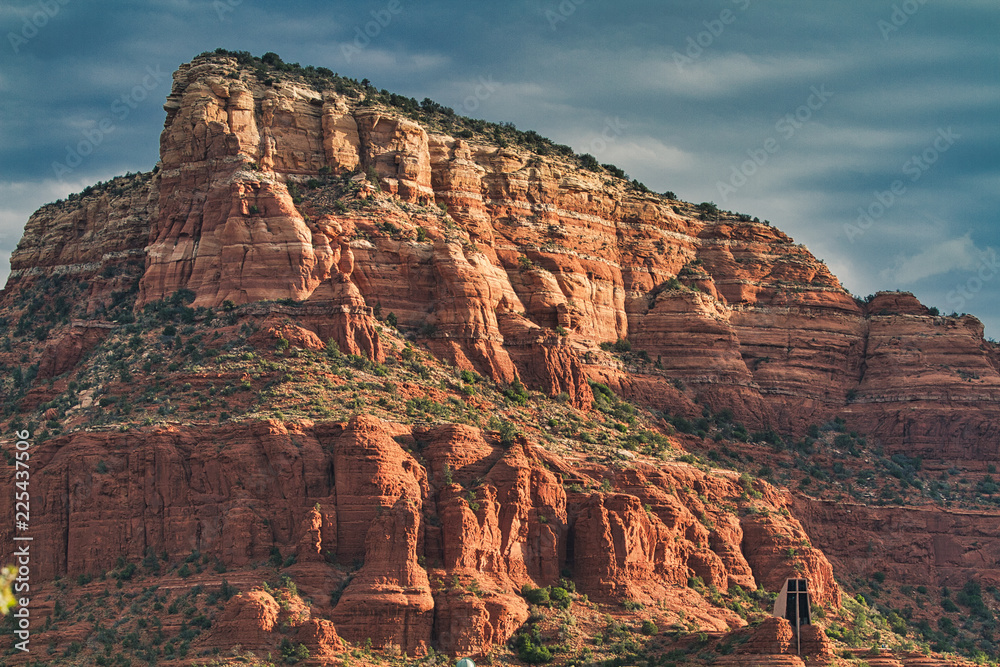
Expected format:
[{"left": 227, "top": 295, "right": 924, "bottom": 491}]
[{"left": 2, "top": 0, "right": 998, "bottom": 336}]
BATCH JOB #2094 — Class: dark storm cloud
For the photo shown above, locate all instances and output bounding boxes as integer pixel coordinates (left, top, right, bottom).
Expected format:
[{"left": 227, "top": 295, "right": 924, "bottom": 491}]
[{"left": 1, "top": 0, "right": 997, "bottom": 335}]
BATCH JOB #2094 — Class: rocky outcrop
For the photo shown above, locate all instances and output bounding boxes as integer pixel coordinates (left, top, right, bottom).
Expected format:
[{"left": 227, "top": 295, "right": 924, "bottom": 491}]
[
  {"left": 295, "top": 619, "right": 344, "bottom": 658},
  {"left": 570, "top": 465, "right": 840, "bottom": 608},
  {"left": 0, "top": 415, "right": 839, "bottom": 655},
  {"left": 792, "top": 496, "right": 1000, "bottom": 592},
  {"left": 8, "top": 53, "right": 1000, "bottom": 429},
  {"left": 331, "top": 496, "right": 434, "bottom": 654},
  {"left": 355, "top": 112, "right": 434, "bottom": 203},
  {"left": 6, "top": 173, "right": 154, "bottom": 288},
  {"left": 722, "top": 617, "right": 832, "bottom": 663},
  {"left": 740, "top": 511, "right": 839, "bottom": 608},
  {"left": 844, "top": 308, "right": 1000, "bottom": 461},
  {"left": 36, "top": 321, "right": 117, "bottom": 379},
  {"left": 332, "top": 415, "right": 426, "bottom": 563},
  {"left": 250, "top": 316, "right": 326, "bottom": 352},
  {"left": 798, "top": 624, "right": 834, "bottom": 658},
  {"left": 432, "top": 587, "right": 529, "bottom": 657},
  {"left": 736, "top": 617, "right": 796, "bottom": 656},
  {"left": 205, "top": 590, "right": 281, "bottom": 650},
  {"left": 573, "top": 492, "right": 672, "bottom": 602}
]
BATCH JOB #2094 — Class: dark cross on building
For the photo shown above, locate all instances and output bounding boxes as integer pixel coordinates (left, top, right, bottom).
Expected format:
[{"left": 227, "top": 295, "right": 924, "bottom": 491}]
[{"left": 772, "top": 578, "right": 811, "bottom": 655}]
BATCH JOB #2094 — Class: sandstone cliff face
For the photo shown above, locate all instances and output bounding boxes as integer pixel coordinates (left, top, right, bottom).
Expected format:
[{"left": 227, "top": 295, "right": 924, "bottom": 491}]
[
  {"left": 7, "top": 173, "right": 154, "bottom": 285},
  {"left": 8, "top": 54, "right": 998, "bottom": 437},
  {"left": 844, "top": 296, "right": 1000, "bottom": 460},
  {"left": 793, "top": 496, "right": 1000, "bottom": 593},
  {"left": 3, "top": 173, "right": 154, "bottom": 323},
  {"left": 331, "top": 495, "right": 434, "bottom": 654},
  {"left": 0, "top": 415, "right": 838, "bottom": 654}
]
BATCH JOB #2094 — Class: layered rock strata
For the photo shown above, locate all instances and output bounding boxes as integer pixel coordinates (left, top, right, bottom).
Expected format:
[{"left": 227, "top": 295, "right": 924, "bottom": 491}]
[{"left": 0, "top": 415, "right": 837, "bottom": 653}]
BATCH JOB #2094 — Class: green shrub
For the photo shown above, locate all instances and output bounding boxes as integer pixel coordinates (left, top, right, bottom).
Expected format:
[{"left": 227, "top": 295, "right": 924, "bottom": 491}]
[
  {"left": 697, "top": 202, "right": 718, "bottom": 219},
  {"left": 549, "top": 586, "right": 571, "bottom": 609},
  {"left": 279, "top": 637, "right": 310, "bottom": 664},
  {"left": 503, "top": 377, "right": 530, "bottom": 405},
  {"left": 116, "top": 562, "right": 136, "bottom": 581},
  {"left": 496, "top": 419, "right": 520, "bottom": 447},
  {"left": 522, "top": 584, "right": 550, "bottom": 606},
  {"left": 602, "top": 163, "right": 627, "bottom": 179},
  {"left": 600, "top": 338, "right": 632, "bottom": 354},
  {"left": 220, "top": 579, "right": 238, "bottom": 601},
  {"left": 887, "top": 611, "right": 908, "bottom": 636},
  {"left": 515, "top": 635, "right": 552, "bottom": 664},
  {"left": 578, "top": 153, "right": 600, "bottom": 171}
]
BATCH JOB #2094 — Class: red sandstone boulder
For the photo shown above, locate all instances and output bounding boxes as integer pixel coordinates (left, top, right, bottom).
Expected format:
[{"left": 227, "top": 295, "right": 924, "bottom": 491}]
[
  {"left": 432, "top": 586, "right": 529, "bottom": 656},
  {"left": 737, "top": 616, "right": 794, "bottom": 655},
  {"left": 251, "top": 317, "right": 326, "bottom": 351},
  {"left": 205, "top": 590, "right": 280, "bottom": 650},
  {"left": 295, "top": 618, "right": 343, "bottom": 658},
  {"left": 330, "top": 496, "right": 434, "bottom": 655}
]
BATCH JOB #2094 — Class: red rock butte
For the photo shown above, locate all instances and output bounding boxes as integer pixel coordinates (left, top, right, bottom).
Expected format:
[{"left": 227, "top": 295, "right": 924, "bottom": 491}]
[{"left": 1, "top": 52, "right": 997, "bottom": 665}]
